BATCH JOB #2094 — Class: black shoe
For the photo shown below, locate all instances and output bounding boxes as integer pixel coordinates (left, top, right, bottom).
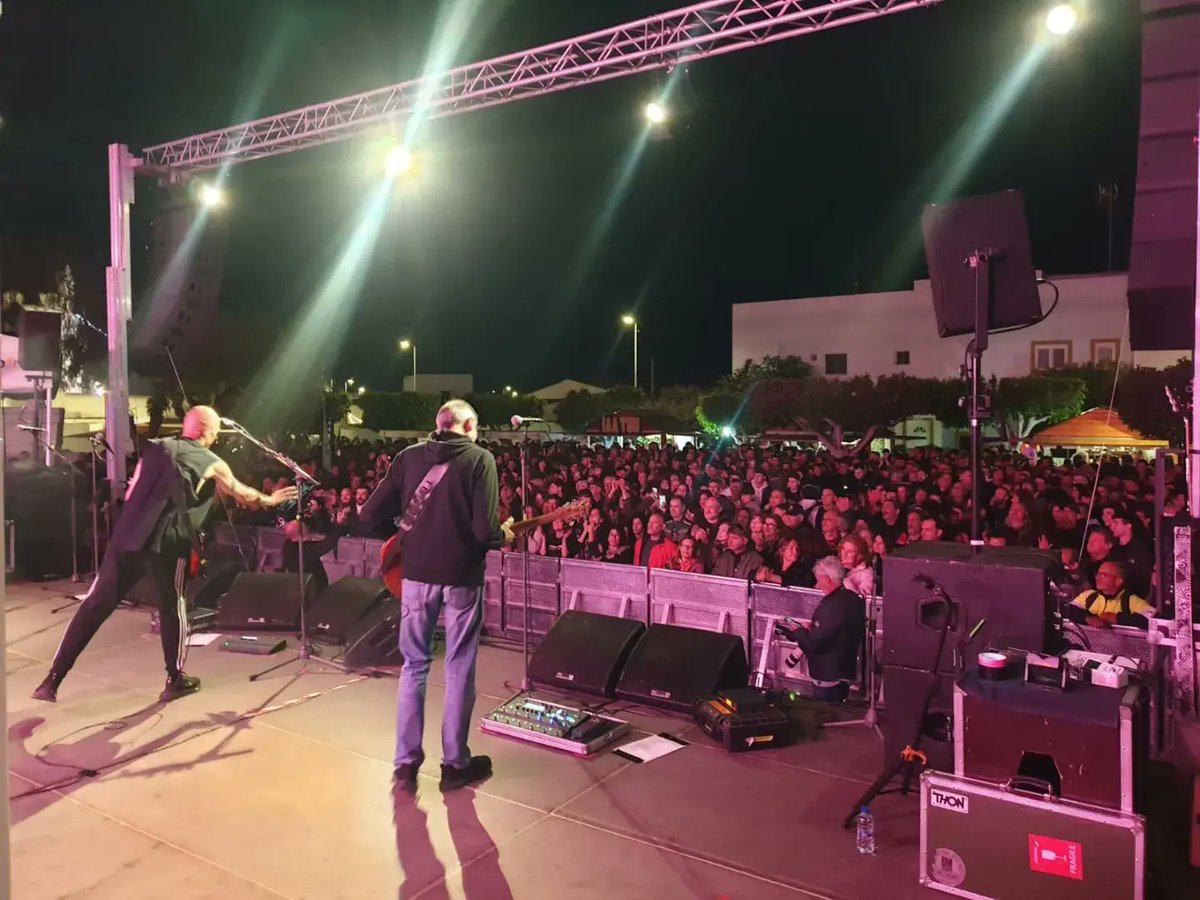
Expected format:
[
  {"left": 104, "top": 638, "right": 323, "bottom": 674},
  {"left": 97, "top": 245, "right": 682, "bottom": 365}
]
[
  {"left": 392, "top": 763, "right": 420, "bottom": 792},
  {"left": 159, "top": 673, "right": 201, "bottom": 702},
  {"left": 31, "top": 676, "right": 59, "bottom": 703},
  {"left": 439, "top": 755, "right": 492, "bottom": 792}
]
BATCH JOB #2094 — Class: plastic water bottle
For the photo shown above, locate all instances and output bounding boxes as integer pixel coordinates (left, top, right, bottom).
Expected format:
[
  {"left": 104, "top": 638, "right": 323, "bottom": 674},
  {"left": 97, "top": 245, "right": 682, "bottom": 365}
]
[{"left": 855, "top": 806, "right": 876, "bottom": 855}]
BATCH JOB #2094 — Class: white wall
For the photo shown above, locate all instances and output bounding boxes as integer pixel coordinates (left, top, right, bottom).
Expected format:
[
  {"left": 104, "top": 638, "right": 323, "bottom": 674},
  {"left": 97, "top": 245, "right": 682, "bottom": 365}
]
[{"left": 731, "top": 273, "right": 1191, "bottom": 380}]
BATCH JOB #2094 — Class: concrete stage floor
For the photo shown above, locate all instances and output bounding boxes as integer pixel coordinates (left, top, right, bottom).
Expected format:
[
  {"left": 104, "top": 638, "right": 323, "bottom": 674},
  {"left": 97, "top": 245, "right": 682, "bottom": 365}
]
[{"left": 4, "top": 579, "right": 1191, "bottom": 899}]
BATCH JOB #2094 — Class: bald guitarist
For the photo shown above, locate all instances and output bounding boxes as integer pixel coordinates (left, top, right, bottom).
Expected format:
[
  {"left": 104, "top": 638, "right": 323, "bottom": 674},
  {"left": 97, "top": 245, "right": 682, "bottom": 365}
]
[
  {"left": 33, "top": 406, "right": 297, "bottom": 704},
  {"left": 360, "top": 399, "right": 506, "bottom": 793}
]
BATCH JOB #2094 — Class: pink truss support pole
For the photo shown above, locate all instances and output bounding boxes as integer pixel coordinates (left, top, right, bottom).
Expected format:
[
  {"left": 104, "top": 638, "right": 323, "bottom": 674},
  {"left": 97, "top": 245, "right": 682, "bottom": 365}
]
[
  {"left": 105, "top": 144, "right": 137, "bottom": 494},
  {"left": 139, "top": 0, "right": 943, "bottom": 172}
]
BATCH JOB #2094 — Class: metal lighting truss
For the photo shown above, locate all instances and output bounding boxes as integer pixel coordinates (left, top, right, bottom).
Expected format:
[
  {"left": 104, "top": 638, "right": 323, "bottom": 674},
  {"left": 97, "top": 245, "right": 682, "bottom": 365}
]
[{"left": 140, "top": 0, "right": 943, "bottom": 171}]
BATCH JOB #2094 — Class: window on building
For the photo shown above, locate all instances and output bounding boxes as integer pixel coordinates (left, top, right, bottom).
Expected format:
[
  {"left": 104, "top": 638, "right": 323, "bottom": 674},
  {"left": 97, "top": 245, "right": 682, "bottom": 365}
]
[
  {"left": 825, "top": 353, "right": 848, "bottom": 375},
  {"left": 1091, "top": 339, "right": 1119, "bottom": 364},
  {"left": 1031, "top": 341, "right": 1072, "bottom": 372},
  {"left": 895, "top": 351, "right": 910, "bottom": 365}
]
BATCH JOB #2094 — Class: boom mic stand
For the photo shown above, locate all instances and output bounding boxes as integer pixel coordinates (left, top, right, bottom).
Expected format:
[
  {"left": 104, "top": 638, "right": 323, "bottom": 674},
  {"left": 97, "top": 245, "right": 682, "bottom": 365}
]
[
  {"left": 842, "top": 576, "right": 960, "bottom": 828},
  {"left": 221, "top": 419, "right": 347, "bottom": 681}
]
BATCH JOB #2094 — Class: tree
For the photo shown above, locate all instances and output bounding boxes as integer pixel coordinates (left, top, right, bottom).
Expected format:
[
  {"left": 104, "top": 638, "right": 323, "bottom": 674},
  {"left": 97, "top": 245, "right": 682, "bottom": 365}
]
[
  {"left": 652, "top": 385, "right": 703, "bottom": 431},
  {"left": 749, "top": 375, "right": 930, "bottom": 456},
  {"left": 696, "top": 390, "right": 751, "bottom": 435},
  {"left": 722, "top": 355, "right": 813, "bottom": 390},
  {"left": 356, "top": 391, "right": 440, "bottom": 431},
  {"left": 556, "top": 390, "right": 612, "bottom": 432},
  {"left": 467, "top": 393, "right": 544, "bottom": 429},
  {"left": 991, "top": 374, "right": 1087, "bottom": 443},
  {"left": 1113, "top": 359, "right": 1191, "bottom": 444}
]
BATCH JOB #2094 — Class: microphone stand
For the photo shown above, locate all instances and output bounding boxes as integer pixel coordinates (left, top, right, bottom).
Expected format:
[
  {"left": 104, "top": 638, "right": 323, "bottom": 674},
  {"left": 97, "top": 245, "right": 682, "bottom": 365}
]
[
  {"left": 517, "top": 420, "right": 534, "bottom": 691},
  {"left": 222, "top": 419, "right": 346, "bottom": 681}
]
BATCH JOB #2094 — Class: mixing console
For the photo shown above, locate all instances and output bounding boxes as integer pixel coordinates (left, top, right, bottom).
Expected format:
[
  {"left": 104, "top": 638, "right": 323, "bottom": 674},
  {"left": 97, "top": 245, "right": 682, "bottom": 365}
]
[{"left": 481, "top": 695, "right": 629, "bottom": 756}]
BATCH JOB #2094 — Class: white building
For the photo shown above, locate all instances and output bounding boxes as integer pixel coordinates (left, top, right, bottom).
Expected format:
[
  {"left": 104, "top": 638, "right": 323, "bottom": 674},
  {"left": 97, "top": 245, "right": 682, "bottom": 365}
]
[{"left": 731, "top": 272, "right": 1187, "bottom": 381}]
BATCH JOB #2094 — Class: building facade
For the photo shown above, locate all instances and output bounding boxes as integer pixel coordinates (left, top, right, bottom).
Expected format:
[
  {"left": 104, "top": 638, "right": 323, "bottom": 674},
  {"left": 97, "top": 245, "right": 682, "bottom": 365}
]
[{"left": 731, "top": 272, "right": 1188, "bottom": 380}]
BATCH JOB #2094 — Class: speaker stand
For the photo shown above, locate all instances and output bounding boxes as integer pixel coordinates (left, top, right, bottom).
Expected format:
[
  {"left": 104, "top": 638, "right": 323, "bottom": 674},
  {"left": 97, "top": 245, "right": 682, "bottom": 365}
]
[{"left": 964, "top": 248, "right": 993, "bottom": 556}]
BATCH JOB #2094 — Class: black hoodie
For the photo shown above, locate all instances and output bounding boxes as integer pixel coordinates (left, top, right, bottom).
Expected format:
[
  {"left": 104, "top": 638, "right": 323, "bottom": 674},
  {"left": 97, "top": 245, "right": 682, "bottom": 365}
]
[{"left": 360, "top": 432, "right": 502, "bottom": 586}]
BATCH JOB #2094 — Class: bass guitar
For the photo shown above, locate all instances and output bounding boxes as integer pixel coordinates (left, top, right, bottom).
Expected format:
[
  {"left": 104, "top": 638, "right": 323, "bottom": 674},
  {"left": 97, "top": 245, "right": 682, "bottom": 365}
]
[{"left": 380, "top": 498, "right": 591, "bottom": 598}]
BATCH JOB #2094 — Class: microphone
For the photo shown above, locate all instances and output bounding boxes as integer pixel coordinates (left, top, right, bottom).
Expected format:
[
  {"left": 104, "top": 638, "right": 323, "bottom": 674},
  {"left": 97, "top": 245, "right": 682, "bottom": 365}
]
[
  {"left": 510, "top": 415, "right": 545, "bottom": 427},
  {"left": 17, "top": 424, "right": 46, "bottom": 432},
  {"left": 220, "top": 417, "right": 241, "bottom": 428}
]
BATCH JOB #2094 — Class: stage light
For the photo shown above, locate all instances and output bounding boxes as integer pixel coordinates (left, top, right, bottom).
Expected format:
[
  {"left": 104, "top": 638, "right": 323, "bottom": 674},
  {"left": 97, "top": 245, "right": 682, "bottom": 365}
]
[
  {"left": 721, "top": 425, "right": 735, "bottom": 439},
  {"left": 198, "top": 183, "right": 224, "bottom": 208},
  {"left": 643, "top": 101, "right": 667, "bottom": 125},
  {"left": 1045, "top": 4, "right": 1077, "bottom": 36},
  {"left": 385, "top": 145, "right": 414, "bottom": 178}
]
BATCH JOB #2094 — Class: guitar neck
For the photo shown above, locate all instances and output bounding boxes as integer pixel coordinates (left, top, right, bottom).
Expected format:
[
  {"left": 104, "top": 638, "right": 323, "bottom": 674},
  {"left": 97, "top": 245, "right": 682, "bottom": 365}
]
[{"left": 511, "top": 507, "right": 581, "bottom": 532}]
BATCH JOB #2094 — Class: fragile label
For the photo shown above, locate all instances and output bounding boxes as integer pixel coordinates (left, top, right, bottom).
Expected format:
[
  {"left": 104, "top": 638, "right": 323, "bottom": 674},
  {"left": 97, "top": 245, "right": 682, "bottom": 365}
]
[{"left": 1028, "top": 834, "right": 1084, "bottom": 880}]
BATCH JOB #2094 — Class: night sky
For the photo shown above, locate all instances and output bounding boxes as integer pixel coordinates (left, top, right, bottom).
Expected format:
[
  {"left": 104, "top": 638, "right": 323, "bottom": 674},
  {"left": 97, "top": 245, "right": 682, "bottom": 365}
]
[{"left": 0, "top": 1, "right": 1143, "bottom": 394}]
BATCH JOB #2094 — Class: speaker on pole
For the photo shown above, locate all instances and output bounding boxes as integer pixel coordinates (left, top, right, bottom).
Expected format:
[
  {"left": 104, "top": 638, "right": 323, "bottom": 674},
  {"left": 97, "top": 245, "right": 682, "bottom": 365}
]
[
  {"left": 1127, "top": 0, "right": 1200, "bottom": 350},
  {"left": 17, "top": 309, "right": 62, "bottom": 373}
]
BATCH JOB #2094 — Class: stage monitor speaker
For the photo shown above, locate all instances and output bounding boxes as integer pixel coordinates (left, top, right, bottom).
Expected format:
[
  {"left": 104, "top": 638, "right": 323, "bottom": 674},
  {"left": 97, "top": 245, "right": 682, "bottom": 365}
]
[
  {"left": 528, "top": 611, "right": 646, "bottom": 697},
  {"left": 882, "top": 664, "right": 956, "bottom": 774},
  {"left": 615, "top": 624, "right": 748, "bottom": 712},
  {"left": 17, "top": 308, "right": 62, "bottom": 372},
  {"left": 215, "top": 572, "right": 315, "bottom": 631},
  {"left": 1127, "top": 0, "right": 1199, "bottom": 350},
  {"left": 127, "top": 560, "right": 246, "bottom": 610},
  {"left": 882, "top": 544, "right": 1058, "bottom": 672},
  {"left": 343, "top": 597, "right": 403, "bottom": 667},
  {"left": 308, "top": 577, "right": 390, "bottom": 644},
  {"left": 921, "top": 190, "right": 1042, "bottom": 337}
]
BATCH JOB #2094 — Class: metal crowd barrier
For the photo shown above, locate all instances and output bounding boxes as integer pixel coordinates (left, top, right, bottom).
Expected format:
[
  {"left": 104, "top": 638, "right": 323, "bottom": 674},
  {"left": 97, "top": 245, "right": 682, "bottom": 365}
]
[{"left": 210, "top": 534, "right": 1198, "bottom": 706}]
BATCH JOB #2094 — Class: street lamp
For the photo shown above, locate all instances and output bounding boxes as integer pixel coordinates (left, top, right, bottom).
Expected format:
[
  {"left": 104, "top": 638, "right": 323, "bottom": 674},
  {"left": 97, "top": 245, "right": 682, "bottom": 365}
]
[
  {"left": 399, "top": 339, "right": 417, "bottom": 392},
  {"left": 344, "top": 377, "right": 355, "bottom": 393},
  {"left": 357, "top": 385, "right": 366, "bottom": 396},
  {"left": 620, "top": 314, "right": 639, "bottom": 390}
]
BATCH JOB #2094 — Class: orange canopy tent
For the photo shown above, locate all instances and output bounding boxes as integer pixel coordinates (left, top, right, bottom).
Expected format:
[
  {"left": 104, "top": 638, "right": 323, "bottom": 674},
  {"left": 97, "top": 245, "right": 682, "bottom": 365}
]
[{"left": 1029, "top": 407, "right": 1168, "bottom": 449}]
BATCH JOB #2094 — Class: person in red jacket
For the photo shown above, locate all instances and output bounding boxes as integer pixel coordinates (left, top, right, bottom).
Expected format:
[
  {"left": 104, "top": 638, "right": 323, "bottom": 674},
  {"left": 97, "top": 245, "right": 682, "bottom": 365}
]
[{"left": 633, "top": 511, "right": 679, "bottom": 569}]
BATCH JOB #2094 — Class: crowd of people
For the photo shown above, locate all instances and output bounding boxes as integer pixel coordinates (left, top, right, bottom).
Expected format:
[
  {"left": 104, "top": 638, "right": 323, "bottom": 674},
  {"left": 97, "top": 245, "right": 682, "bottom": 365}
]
[{"left": 227, "top": 433, "right": 1185, "bottom": 624}]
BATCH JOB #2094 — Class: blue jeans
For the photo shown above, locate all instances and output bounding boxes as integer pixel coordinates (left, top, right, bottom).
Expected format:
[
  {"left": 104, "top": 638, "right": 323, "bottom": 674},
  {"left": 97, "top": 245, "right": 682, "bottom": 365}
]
[{"left": 395, "top": 579, "right": 483, "bottom": 770}]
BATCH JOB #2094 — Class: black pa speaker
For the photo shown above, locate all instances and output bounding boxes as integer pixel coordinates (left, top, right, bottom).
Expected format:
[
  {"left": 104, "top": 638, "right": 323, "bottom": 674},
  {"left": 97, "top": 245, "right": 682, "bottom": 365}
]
[
  {"left": 215, "top": 572, "right": 315, "bottom": 631},
  {"left": 615, "top": 624, "right": 748, "bottom": 712},
  {"left": 17, "top": 308, "right": 62, "bottom": 372},
  {"left": 308, "top": 577, "right": 390, "bottom": 644},
  {"left": 528, "top": 611, "right": 646, "bottom": 697},
  {"left": 343, "top": 597, "right": 403, "bottom": 667},
  {"left": 921, "top": 190, "right": 1043, "bottom": 338},
  {"left": 882, "top": 544, "right": 1058, "bottom": 672},
  {"left": 881, "top": 665, "right": 956, "bottom": 774},
  {"left": 1127, "top": 0, "right": 1200, "bottom": 350}
]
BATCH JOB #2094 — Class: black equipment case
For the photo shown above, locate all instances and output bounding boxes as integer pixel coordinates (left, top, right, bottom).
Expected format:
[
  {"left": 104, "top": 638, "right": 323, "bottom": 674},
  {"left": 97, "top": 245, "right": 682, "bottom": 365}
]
[
  {"left": 920, "top": 771, "right": 1145, "bottom": 899},
  {"left": 694, "top": 690, "right": 790, "bottom": 752}
]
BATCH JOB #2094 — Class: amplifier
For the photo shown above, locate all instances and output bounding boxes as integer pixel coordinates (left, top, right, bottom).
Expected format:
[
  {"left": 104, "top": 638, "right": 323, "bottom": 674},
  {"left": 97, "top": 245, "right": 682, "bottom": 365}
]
[
  {"left": 695, "top": 689, "right": 791, "bottom": 753},
  {"left": 920, "top": 771, "right": 1145, "bottom": 899}
]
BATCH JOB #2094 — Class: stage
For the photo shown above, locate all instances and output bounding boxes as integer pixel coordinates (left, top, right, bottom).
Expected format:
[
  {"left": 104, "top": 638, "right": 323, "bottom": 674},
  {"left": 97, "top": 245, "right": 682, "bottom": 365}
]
[{"left": 0, "top": 578, "right": 1154, "bottom": 899}]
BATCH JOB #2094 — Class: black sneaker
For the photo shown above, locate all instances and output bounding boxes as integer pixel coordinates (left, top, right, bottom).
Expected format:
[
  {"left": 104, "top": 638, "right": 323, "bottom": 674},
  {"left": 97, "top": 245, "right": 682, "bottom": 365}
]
[
  {"left": 392, "top": 763, "right": 420, "bottom": 793},
  {"left": 31, "top": 676, "right": 59, "bottom": 703},
  {"left": 159, "top": 673, "right": 201, "bottom": 702},
  {"left": 439, "top": 755, "right": 492, "bottom": 792}
]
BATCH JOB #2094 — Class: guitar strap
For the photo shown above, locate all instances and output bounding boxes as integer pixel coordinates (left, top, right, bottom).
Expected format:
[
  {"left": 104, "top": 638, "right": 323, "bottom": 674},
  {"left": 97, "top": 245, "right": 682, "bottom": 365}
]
[{"left": 395, "top": 462, "right": 451, "bottom": 545}]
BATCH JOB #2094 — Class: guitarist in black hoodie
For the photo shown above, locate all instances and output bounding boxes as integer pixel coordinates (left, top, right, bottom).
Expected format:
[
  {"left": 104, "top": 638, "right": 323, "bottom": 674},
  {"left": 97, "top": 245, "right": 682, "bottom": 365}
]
[{"left": 360, "top": 399, "right": 505, "bottom": 792}]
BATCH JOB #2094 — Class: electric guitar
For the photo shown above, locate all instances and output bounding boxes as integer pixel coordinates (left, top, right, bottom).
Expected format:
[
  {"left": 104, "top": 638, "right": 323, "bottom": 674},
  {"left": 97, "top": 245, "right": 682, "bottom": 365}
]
[{"left": 380, "top": 498, "right": 591, "bottom": 598}]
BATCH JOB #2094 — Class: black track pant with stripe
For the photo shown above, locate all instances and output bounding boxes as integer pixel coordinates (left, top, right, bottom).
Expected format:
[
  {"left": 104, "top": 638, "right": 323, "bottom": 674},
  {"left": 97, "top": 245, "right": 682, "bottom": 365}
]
[{"left": 50, "top": 549, "right": 188, "bottom": 683}]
